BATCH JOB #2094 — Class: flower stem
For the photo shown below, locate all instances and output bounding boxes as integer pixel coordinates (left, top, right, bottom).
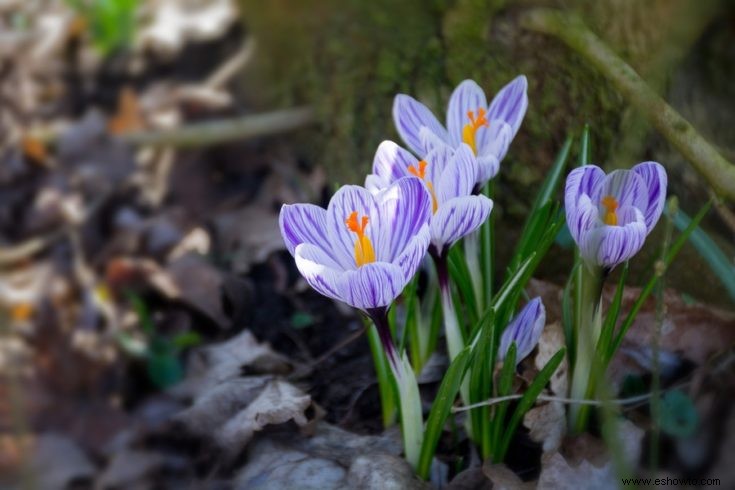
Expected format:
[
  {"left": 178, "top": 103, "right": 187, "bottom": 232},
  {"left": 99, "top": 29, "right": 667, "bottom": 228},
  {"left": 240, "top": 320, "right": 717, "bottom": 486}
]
[
  {"left": 368, "top": 309, "right": 424, "bottom": 470},
  {"left": 434, "top": 253, "right": 474, "bottom": 439},
  {"left": 568, "top": 263, "right": 604, "bottom": 431},
  {"left": 366, "top": 320, "right": 397, "bottom": 428},
  {"left": 464, "top": 232, "right": 485, "bottom": 315}
]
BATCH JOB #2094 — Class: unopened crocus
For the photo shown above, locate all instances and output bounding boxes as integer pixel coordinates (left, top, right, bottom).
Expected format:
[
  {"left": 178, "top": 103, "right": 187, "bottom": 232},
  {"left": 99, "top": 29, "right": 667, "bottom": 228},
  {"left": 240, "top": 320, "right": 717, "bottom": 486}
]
[
  {"left": 365, "top": 140, "right": 493, "bottom": 257},
  {"left": 565, "top": 162, "right": 667, "bottom": 271},
  {"left": 498, "top": 297, "right": 546, "bottom": 365},
  {"left": 393, "top": 77, "right": 528, "bottom": 188},
  {"left": 279, "top": 176, "right": 430, "bottom": 467}
]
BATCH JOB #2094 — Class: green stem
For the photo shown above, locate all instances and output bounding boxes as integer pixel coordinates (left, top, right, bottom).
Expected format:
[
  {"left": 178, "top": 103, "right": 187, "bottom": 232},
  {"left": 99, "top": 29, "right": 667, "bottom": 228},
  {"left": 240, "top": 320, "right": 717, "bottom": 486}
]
[
  {"left": 568, "top": 263, "right": 604, "bottom": 432},
  {"left": 464, "top": 232, "right": 485, "bottom": 315},
  {"left": 370, "top": 309, "right": 424, "bottom": 470},
  {"left": 366, "top": 322, "right": 397, "bottom": 428},
  {"left": 521, "top": 9, "right": 735, "bottom": 202}
]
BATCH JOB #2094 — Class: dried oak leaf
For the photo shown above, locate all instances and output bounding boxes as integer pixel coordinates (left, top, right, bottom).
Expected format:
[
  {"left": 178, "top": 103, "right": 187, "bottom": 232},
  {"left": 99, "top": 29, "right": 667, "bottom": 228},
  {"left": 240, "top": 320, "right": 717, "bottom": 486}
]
[
  {"left": 216, "top": 379, "right": 312, "bottom": 456},
  {"left": 523, "top": 321, "right": 568, "bottom": 453}
]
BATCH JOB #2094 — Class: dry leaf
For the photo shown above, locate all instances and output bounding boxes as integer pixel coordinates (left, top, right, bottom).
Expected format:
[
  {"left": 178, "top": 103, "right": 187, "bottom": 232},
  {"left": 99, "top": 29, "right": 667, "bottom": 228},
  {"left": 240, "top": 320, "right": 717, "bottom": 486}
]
[
  {"left": 213, "top": 206, "right": 285, "bottom": 274},
  {"left": 235, "top": 437, "right": 347, "bottom": 490},
  {"left": 96, "top": 449, "right": 165, "bottom": 490},
  {"left": 108, "top": 87, "right": 145, "bottom": 135},
  {"left": 172, "top": 329, "right": 290, "bottom": 399},
  {"left": 523, "top": 320, "right": 568, "bottom": 453},
  {"left": 216, "top": 379, "right": 312, "bottom": 456},
  {"left": 26, "top": 434, "right": 96, "bottom": 490},
  {"left": 163, "top": 253, "right": 230, "bottom": 327},
  {"left": 138, "top": 0, "right": 238, "bottom": 57},
  {"left": 347, "top": 453, "right": 431, "bottom": 490},
  {"left": 482, "top": 463, "right": 535, "bottom": 490}
]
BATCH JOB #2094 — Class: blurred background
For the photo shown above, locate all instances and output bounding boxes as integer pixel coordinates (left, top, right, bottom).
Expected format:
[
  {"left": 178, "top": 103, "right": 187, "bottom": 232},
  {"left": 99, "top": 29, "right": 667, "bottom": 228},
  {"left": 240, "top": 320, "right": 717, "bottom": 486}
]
[{"left": 0, "top": 0, "right": 733, "bottom": 488}]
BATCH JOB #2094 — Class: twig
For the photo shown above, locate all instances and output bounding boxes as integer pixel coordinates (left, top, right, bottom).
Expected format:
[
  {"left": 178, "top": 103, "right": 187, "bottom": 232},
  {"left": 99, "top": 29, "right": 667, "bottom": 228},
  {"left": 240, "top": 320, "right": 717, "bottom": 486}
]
[
  {"left": 205, "top": 39, "right": 256, "bottom": 90},
  {"left": 121, "top": 106, "right": 315, "bottom": 148},
  {"left": 521, "top": 9, "right": 735, "bottom": 202},
  {"left": 453, "top": 392, "right": 656, "bottom": 413}
]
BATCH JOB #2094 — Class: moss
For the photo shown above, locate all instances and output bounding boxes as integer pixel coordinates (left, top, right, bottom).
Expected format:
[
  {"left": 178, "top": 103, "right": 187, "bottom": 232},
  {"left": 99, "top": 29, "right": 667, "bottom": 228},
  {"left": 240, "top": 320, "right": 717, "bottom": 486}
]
[{"left": 239, "top": 0, "right": 720, "bottom": 191}]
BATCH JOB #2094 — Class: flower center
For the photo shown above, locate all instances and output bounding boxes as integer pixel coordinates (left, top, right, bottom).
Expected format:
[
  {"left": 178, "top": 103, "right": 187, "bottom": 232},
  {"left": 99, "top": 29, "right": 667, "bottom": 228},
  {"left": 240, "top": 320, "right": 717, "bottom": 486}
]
[
  {"left": 461, "top": 108, "right": 489, "bottom": 154},
  {"left": 407, "top": 160, "right": 438, "bottom": 213},
  {"left": 601, "top": 195, "right": 619, "bottom": 226},
  {"left": 345, "top": 211, "right": 376, "bottom": 267}
]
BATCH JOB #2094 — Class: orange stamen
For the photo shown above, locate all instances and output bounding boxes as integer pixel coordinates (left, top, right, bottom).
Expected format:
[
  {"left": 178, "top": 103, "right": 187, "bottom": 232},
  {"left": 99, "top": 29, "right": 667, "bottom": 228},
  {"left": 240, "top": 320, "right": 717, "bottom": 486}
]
[
  {"left": 601, "top": 195, "right": 619, "bottom": 226},
  {"left": 461, "top": 107, "right": 489, "bottom": 154},
  {"left": 345, "top": 211, "right": 375, "bottom": 267},
  {"left": 407, "top": 160, "right": 438, "bottom": 213}
]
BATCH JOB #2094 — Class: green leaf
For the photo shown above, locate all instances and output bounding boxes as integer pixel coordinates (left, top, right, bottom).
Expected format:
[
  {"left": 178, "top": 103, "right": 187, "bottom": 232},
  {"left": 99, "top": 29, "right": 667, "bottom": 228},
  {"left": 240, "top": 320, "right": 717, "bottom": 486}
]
[
  {"left": 290, "top": 311, "right": 316, "bottom": 329},
  {"left": 147, "top": 351, "right": 184, "bottom": 389},
  {"left": 417, "top": 347, "right": 471, "bottom": 480},
  {"left": 672, "top": 208, "right": 735, "bottom": 302},
  {"left": 468, "top": 308, "right": 496, "bottom": 457},
  {"left": 659, "top": 390, "right": 699, "bottom": 438},
  {"left": 448, "top": 246, "right": 479, "bottom": 326},
  {"left": 534, "top": 135, "right": 573, "bottom": 209},
  {"left": 172, "top": 331, "right": 202, "bottom": 350},
  {"left": 497, "top": 348, "right": 566, "bottom": 461},
  {"left": 578, "top": 124, "right": 590, "bottom": 167}
]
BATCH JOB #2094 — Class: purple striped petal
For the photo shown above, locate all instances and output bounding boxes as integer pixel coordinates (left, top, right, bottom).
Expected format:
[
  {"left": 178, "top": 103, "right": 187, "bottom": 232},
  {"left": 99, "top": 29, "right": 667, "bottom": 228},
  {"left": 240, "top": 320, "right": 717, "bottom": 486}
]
[
  {"left": 372, "top": 140, "right": 417, "bottom": 185},
  {"left": 279, "top": 203, "right": 331, "bottom": 257},
  {"left": 580, "top": 207, "right": 647, "bottom": 269},
  {"left": 423, "top": 145, "right": 455, "bottom": 188},
  {"left": 420, "top": 126, "right": 452, "bottom": 155},
  {"left": 430, "top": 195, "right": 493, "bottom": 252},
  {"left": 338, "top": 262, "right": 406, "bottom": 310},
  {"left": 365, "top": 174, "right": 388, "bottom": 194},
  {"left": 393, "top": 94, "right": 450, "bottom": 156},
  {"left": 476, "top": 153, "right": 500, "bottom": 186},
  {"left": 487, "top": 75, "right": 528, "bottom": 137},
  {"left": 498, "top": 297, "right": 545, "bottom": 364},
  {"left": 565, "top": 165, "right": 605, "bottom": 221},
  {"left": 594, "top": 169, "right": 648, "bottom": 212},
  {"left": 565, "top": 194, "right": 598, "bottom": 245},
  {"left": 375, "top": 177, "right": 432, "bottom": 262},
  {"left": 294, "top": 243, "right": 347, "bottom": 302},
  {"left": 475, "top": 119, "right": 512, "bottom": 162},
  {"left": 631, "top": 161, "right": 667, "bottom": 232},
  {"left": 394, "top": 224, "right": 431, "bottom": 281},
  {"left": 447, "top": 80, "right": 488, "bottom": 147},
  {"left": 435, "top": 144, "right": 476, "bottom": 205},
  {"left": 326, "top": 185, "right": 380, "bottom": 269}
]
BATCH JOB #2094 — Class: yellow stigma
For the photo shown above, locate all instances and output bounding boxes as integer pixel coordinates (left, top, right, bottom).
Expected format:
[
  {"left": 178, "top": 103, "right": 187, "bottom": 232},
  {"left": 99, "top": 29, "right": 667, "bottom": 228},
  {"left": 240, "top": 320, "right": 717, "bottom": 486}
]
[
  {"left": 407, "top": 160, "right": 438, "bottom": 213},
  {"left": 601, "top": 195, "right": 619, "bottom": 226},
  {"left": 461, "top": 108, "right": 489, "bottom": 154},
  {"left": 345, "top": 211, "right": 376, "bottom": 267}
]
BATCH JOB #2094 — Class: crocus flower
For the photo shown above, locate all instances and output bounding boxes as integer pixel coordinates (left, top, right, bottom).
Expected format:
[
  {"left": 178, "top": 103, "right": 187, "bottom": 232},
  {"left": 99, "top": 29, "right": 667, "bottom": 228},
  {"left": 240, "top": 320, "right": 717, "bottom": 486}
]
[
  {"left": 393, "top": 77, "right": 528, "bottom": 188},
  {"left": 365, "top": 140, "right": 493, "bottom": 257},
  {"left": 279, "top": 177, "right": 432, "bottom": 313},
  {"left": 498, "top": 297, "right": 546, "bottom": 365},
  {"left": 565, "top": 162, "right": 667, "bottom": 270}
]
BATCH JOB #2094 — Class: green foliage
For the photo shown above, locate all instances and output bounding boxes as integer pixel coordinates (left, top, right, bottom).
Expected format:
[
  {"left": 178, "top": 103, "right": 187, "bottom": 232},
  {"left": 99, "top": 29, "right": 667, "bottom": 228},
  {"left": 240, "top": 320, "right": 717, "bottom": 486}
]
[
  {"left": 290, "top": 311, "right": 316, "bottom": 329},
  {"left": 67, "top": 0, "right": 138, "bottom": 55},
  {"left": 117, "top": 294, "right": 201, "bottom": 389},
  {"left": 658, "top": 390, "right": 699, "bottom": 438}
]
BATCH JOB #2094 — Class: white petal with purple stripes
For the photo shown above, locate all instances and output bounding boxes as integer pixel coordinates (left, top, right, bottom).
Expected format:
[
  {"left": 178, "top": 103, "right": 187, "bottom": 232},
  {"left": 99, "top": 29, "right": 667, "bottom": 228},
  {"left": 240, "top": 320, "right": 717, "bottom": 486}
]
[
  {"left": 372, "top": 140, "right": 417, "bottom": 184},
  {"left": 279, "top": 203, "right": 331, "bottom": 255},
  {"left": 338, "top": 262, "right": 406, "bottom": 310},
  {"left": 435, "top": 144, "right": 477, "bottom": 205},
  {"left": 580, "top": 207, "right": 647, "bottom": 269},
  {"left": 631, "top": 161, "right": 667, "bottom": 232},
  {"left": 326, "top": 185, "right": 381, "bottom": 269},
  {"left": 430, "top": 195, "right": 493, "bottom": 252},
  {"left": 393, "top": 94, "right": 450, "bottom": 156},
  {"left": 375, "top": 177, "right": 432, "bottom": 262},
  {"left": 447, "top": 80, "right": 488, "bottom": 147},
  {"left": 486, "top": 75, "right": 528, "bottom": 138}
]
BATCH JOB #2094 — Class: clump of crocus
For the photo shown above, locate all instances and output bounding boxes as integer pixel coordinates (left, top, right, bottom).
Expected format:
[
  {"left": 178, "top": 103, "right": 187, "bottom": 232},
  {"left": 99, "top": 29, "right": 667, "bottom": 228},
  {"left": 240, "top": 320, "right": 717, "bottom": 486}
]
[
  {"left": 393, "top": 77, "right": 527, "bottom": 189},
  {"left": 565, "top": 162, "right": 667, "bottom": 271},
  {"left": 279, "top": 176, "right": 432, "bottom": 468},
  {"left": 366, "top": 141, "right": 493, "bottom": 363},
  {"left": 498, "top": 297, "right": 546, "bottom": 365},
  {"left": 565, "top": 161, "right": 667, "bottom": 430}
]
